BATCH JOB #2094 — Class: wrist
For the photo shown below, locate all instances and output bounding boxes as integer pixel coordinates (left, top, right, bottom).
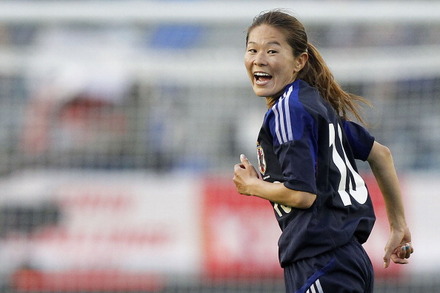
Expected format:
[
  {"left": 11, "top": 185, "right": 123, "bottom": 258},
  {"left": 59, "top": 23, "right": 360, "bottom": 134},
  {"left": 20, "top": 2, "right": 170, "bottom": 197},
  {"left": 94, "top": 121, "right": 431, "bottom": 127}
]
[
  {"left": 247, "top": 177, "right": 263, "bottom": 197},
  {"left": 389, "top": 220, "right": 408, "bottom": 232}
]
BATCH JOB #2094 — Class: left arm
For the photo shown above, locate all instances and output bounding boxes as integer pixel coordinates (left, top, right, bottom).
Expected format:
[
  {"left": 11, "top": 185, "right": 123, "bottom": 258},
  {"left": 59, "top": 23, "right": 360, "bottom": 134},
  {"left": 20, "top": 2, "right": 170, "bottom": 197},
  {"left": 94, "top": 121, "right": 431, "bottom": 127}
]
[{"left": 367, "top": 141, "right": 413, "bottom": 268}]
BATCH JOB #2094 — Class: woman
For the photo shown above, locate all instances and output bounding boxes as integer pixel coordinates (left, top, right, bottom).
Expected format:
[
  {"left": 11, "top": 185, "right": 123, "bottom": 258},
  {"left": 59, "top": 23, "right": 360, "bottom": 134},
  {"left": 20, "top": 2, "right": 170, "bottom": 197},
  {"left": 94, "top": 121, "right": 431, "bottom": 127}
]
[{"left": 233, "top": 10, "right": 413, "bottom": 292}]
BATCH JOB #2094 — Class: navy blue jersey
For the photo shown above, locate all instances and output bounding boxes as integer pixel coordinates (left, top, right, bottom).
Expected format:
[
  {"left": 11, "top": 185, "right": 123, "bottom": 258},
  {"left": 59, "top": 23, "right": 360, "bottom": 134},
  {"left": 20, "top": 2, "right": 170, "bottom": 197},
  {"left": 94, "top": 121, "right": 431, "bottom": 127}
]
[{"left": 256, "top": 79, "right": 376, "bottom": 267}]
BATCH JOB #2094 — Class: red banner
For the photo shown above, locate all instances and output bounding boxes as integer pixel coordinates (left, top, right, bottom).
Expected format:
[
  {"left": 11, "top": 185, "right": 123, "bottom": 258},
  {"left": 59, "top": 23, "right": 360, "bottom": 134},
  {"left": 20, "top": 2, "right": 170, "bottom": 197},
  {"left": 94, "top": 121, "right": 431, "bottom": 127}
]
[{"left": 202, "top": 176, "right": 283, "bottom": 280}]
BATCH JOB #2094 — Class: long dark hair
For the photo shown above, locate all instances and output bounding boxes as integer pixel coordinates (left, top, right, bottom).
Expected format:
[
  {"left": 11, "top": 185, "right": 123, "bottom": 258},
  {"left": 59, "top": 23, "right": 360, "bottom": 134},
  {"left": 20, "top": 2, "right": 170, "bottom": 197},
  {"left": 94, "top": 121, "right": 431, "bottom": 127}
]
[{"left": 246, "top": 10, "right": 370, "bottom": 123}]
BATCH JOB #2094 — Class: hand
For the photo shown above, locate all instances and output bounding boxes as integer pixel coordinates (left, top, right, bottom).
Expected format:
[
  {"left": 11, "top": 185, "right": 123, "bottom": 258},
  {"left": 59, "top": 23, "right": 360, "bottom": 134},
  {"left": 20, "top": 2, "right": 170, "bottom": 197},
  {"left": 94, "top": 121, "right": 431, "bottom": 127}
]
[
  {"left": 233, "top": 154, "right": 260, "bottom": 196},
  {"left": 383, "top": 226, "right": 414, "bottom": 268}
]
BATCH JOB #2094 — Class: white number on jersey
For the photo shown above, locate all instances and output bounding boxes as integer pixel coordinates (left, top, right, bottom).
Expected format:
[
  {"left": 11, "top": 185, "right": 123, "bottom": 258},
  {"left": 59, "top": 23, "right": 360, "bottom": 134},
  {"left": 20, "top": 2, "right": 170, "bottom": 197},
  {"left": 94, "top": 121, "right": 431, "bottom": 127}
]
[
  {"left": 272, "top": 181, "right": 293, "bottom": 216},
  {"left": 329, "top": 123, "right": 368, "bottom": 206},
  {"left": 273, "top": 203, "right": 292, "bottom": 217}
]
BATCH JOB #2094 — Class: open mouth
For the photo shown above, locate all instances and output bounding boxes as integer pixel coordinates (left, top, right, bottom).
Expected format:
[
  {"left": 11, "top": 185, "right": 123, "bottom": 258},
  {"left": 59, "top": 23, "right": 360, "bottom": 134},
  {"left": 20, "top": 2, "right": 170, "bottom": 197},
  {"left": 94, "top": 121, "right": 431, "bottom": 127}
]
[{"left": 254, "top": 72, "right": 272, "bottom": 84}]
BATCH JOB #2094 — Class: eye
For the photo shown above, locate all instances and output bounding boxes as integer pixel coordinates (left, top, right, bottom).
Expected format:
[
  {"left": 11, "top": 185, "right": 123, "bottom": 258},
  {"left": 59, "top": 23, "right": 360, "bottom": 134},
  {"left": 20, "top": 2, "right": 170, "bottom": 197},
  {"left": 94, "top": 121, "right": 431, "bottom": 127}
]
[
  {"left": 247, "top": 48, "right": 257, "bottom": 53},
  {"left": 268, "top": 49, "right": 278, "bottom": 54}
]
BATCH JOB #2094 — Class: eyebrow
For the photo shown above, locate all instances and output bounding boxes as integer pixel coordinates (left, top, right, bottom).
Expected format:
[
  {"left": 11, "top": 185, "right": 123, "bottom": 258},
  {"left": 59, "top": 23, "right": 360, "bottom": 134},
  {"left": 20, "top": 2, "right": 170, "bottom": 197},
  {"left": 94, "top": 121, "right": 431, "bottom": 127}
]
[{"left": 247, "top": 41, "right": 282, "bottom": 46}]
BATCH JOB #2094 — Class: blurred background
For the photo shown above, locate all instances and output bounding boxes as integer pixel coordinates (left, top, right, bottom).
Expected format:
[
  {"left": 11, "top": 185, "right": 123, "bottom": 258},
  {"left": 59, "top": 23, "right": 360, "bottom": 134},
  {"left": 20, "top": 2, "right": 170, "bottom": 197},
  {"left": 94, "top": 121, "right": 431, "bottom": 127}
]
[{"left": 0, "top": 0, "right": 438, "bottom": 292}]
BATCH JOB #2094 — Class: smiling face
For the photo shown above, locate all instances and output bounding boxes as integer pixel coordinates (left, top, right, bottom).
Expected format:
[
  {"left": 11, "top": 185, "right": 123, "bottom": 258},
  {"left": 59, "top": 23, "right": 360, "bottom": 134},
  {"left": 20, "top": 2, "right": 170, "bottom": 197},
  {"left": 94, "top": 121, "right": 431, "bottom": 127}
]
[{"left": 245, "top": 24, "right": 307, "bottom": 99}]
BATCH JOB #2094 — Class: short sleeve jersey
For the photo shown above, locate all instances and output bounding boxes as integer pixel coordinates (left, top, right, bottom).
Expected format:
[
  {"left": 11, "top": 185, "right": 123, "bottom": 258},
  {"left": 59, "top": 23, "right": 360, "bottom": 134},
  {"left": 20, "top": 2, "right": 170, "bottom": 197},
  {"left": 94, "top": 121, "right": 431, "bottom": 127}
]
[{"left": 256, "top": 79, "right": 376, "bottom": 267}]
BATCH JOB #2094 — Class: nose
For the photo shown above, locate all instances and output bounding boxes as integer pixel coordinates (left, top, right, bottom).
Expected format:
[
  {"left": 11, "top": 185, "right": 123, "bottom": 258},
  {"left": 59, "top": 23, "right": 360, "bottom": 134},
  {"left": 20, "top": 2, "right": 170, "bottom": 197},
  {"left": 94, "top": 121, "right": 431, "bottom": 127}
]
[{"left": 253, "top": 52, "right": 267, "bottom": 66}]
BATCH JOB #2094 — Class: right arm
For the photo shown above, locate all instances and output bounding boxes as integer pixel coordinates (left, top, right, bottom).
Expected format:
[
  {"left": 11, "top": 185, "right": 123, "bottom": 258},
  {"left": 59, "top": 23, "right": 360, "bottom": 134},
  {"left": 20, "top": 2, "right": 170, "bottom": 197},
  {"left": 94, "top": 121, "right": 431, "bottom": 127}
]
[{"left": 233, "top": 154, "right": 316, "bottom": 209}]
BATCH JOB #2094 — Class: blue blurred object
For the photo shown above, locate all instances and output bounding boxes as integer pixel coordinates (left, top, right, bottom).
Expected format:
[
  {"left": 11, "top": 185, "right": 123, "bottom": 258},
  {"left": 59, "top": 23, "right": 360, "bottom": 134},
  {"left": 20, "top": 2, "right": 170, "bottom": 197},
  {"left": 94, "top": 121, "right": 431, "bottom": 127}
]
[{"left": 150, "top": 24, "right": 203, "bottom": 49}]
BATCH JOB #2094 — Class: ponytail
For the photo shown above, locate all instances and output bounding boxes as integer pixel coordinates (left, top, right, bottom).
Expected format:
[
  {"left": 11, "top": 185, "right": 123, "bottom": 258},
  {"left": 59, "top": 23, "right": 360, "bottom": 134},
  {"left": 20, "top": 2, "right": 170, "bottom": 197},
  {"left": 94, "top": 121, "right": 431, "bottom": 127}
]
[{"left": 299, "top": 43, "right": 370, "bottom": 124}]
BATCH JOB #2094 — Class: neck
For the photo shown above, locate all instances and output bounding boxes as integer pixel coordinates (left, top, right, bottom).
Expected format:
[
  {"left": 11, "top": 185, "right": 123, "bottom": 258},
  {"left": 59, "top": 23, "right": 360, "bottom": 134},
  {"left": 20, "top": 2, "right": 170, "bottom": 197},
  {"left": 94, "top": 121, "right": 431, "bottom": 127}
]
[{"left": 265, "top": 96, "right": 277, "bottom": 108}]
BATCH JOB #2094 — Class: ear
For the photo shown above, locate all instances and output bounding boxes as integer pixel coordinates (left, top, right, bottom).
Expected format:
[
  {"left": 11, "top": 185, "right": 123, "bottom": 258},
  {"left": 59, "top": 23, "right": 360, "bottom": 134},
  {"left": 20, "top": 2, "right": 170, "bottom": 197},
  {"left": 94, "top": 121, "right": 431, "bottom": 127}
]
[{"left": 294, "top": 52, "right": 309, "bottom": 72}]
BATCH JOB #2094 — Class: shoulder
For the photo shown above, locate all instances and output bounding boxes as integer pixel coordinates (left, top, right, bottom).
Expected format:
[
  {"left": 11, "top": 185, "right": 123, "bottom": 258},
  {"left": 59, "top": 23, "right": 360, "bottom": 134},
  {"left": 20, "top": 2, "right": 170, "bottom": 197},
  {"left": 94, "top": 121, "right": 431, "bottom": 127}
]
[
  {"left": 296, "top": 79, "right": 321, "bottom": 98},
  {"left": 272, "top": 80, "right": 317, "bottom": 113},
  {"left": 275, "top": 80, "right": 328, "bottom": 117},
  {"left": 266, "top": 80, "right": 319, "bottom": 144},
  {"left": 269, "top": 81, "right": 310, "bottom": 123},
  {"left": 265, "top": 79, "right": 323, "bottom": 125}
]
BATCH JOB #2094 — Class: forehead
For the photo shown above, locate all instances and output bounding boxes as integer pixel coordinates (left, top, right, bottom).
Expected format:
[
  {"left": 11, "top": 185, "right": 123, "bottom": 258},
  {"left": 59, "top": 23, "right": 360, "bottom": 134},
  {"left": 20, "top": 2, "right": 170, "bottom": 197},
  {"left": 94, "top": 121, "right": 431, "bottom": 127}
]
[{"left": 247, "top": 24, "right": 288, "bottom": 45}]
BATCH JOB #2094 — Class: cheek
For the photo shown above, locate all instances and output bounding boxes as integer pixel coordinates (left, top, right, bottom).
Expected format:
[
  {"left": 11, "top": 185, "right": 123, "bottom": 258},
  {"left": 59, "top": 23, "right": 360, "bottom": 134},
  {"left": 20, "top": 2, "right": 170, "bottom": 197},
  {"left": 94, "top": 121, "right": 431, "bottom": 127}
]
[
  {"left": 274, "top": 67, "right": 292, "bottom": 83},
  {"left": 244, "top": 59, "right": 254, "bottom": 79},
  {"left": 244, "top": 57, "right": 252, "bottom": 70}
]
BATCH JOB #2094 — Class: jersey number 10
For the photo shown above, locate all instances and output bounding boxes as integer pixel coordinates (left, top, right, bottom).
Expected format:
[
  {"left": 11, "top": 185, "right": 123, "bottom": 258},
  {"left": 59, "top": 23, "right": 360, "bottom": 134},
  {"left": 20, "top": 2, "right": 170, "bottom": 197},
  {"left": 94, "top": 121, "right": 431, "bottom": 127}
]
[{"left": 329, "top": 123, "right": 368, "bottom": 206}]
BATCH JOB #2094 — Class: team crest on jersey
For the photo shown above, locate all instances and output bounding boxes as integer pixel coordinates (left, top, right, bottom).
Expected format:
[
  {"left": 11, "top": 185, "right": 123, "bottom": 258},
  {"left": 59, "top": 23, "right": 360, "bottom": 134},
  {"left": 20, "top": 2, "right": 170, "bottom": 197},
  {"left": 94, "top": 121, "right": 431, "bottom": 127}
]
[{"left": 256, "top": 143, "right": 266, "bottom": 175}]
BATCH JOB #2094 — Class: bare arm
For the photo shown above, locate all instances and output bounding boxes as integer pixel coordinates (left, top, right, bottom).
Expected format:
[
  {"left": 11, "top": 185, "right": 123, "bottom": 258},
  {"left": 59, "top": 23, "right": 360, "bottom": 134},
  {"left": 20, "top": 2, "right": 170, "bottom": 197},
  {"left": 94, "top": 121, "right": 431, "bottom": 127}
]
[
  {"left": 367, "top": 141, "right": 414, "bottom": 268},
  {"left": 233, "top": 154, "right": 316, "bottom": 209}
]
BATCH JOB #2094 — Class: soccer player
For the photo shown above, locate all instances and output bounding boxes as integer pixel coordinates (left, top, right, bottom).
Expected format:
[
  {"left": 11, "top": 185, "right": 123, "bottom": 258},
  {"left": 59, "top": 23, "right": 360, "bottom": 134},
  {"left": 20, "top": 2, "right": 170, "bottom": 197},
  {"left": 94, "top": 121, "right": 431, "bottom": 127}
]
[{"left": 233, "top": 10, "right": 413, "bottom": 292}]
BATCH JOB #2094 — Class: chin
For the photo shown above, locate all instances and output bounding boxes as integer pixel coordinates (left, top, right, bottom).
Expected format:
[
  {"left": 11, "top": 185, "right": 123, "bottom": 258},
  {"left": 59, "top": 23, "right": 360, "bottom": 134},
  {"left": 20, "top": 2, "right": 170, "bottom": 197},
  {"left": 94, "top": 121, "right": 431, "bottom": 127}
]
[
  {"left": 252, "top": 87, "right": 272, "bottom": 97},
  {"left": 253, "top": 92, "right": 267, "bottom": 97}
]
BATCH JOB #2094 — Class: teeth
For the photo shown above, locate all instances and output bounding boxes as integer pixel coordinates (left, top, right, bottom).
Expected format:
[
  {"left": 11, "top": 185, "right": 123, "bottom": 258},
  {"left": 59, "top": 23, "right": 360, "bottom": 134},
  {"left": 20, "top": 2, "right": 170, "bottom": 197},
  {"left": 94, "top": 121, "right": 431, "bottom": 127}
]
[{"left": 254, "top": 72, "right": 271, "bottom": 77}]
